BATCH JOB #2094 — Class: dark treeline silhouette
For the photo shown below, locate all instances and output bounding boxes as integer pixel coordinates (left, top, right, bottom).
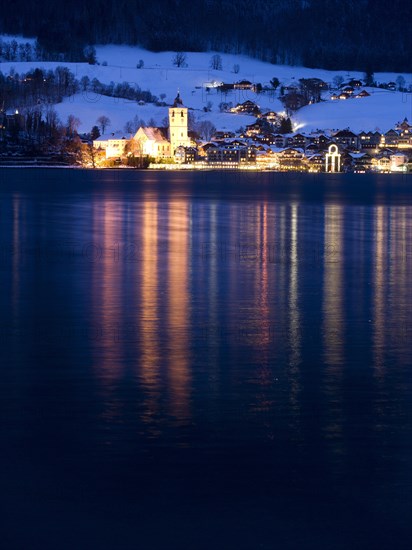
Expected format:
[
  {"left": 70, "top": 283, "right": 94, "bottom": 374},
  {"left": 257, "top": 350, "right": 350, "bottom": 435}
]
[{"left": 0, "top": 0, "right": 411, "bottom": 71}]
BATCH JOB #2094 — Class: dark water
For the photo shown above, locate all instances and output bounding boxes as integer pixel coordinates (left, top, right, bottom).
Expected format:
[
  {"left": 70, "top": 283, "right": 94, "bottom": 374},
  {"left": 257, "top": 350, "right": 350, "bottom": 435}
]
[{"left": 0, "top": 169, "right": 411, "bottom": 549}]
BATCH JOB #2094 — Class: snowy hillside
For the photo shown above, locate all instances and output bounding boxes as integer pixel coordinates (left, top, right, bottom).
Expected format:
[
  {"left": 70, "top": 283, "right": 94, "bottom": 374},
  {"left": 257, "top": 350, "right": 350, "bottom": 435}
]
[{"left": 1, "top": 38, "right": 412, "bottom": 135}]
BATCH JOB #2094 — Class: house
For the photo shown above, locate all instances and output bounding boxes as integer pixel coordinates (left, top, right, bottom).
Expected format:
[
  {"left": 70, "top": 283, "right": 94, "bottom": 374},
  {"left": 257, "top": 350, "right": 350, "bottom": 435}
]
[
  {"left": 231, "top": 100, "right": 260, "bottom": 114},
  {"left": 218, "top": 83, "right": 235, "bottom": 93},
  {"left": 356, "top": 90, "right": 371, "bottom": 98},
  {"left": 349, "top": 152, "right": 373, "bottom": 172},
  {"left": 277, "top": 148, "right": 306, "bottom": 171},
  {"left": 390, "top": 153, "right": 408, "bottom": 172},
  {"left": 359, "top": 131, "right": 381, "bottom": 150},
  {"left": 272, "top": 134, "right": 286, "bottom": 148},
  {"left": 286, "top": 133, "right": 307, "bottom": 149},
  {"left": 307, "top": 153, "right": 324, "bottom": 172},
  {"left": 93, "top": 132, "right": 131, "bottom": 159},
  {"left": 206, "top": 144, "right": 256, "bottom": 165},
  {"left": 282, "top": 92, "right": 306, "bottom": 111},
  {"left": 372, "top": 155, "right": 391, "bottom": 172},
  {"left": 396, "top": 118, "right": 412, "bottom": 148},
  {"left": 175, "top": 145, "right": 197, "bottom": 164},
  {"left": 383, "top": 129, "right": 399, "bottom": 147},
  {"left": 333, "top": 129, "right": 359, "bottom": 149},
  {"left": 255, "top": 133, "right": 279, "bottom": 146},
  {"left": 212, "top": 130, "right": 235, "bottom": 140},
  {"left": 259, "top": 111, "right": 279, "bottom": 123},
  {"left": 255, "top": 146, "right": 284, "bottom": 169},
  {"left": 245, "top": 122, "right": 264, "bottom": 136},
  {"left": 234, "top": 80, "right": 253, "bottom": 90},
  {"left": 348, "top": 79, "right": 363, "bottom": 88},
  {"left": 309, "top": 134, "right": 331, "bottom": 150},
  {"left": 396, "top": 117, "right": 412, "bottom": 133}
]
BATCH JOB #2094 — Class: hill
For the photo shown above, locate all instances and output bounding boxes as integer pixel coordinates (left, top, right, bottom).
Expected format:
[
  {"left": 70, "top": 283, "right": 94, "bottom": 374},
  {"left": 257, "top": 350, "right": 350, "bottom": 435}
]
[
  {"left": 0, "top": 1, "right": 412, "bottom": 71},
  {"left": 1, "top": 42, "right": 411, "bottom": 136}
]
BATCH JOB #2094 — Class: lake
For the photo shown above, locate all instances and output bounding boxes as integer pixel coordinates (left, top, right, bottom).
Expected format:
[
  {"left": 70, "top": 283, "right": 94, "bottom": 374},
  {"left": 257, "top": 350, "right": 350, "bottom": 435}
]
[{"left": 0, "top": 169, "right": 411, "bottom": 549}]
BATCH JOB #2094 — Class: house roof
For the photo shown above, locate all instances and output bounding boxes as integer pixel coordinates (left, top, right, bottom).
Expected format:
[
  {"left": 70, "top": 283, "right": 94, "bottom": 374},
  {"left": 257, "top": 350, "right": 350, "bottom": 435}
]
[
  {"left": 357, "top": 90, "right": 370, "bottom": 97},
  {"left": 334, "top": 129, "right": 358, "bottom": 138},
  {"left": 94, "top": 131, "right": 129, "bottom": 142}
]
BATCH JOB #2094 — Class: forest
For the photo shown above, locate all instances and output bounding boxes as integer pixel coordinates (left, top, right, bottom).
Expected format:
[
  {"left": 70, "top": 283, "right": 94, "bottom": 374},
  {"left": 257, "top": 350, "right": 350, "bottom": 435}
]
[{"left": 0, "top": 0, "right": 411, "bottom": 71}]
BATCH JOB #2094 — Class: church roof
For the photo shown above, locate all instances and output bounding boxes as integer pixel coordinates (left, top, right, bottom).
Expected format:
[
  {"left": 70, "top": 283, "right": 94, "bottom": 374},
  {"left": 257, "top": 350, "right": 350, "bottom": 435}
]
[{"left": 140, "top": 127, "right": 169, "bottom": 142}]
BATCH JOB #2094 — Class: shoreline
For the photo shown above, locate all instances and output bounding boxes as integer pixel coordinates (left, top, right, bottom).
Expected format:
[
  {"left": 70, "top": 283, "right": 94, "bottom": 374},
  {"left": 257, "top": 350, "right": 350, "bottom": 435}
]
[{"left": 0, "top": 164, "right": 410, "bottom": 174}]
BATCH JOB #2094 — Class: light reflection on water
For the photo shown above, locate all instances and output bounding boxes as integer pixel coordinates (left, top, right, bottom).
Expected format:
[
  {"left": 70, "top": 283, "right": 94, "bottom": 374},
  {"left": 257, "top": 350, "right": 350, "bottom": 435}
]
[{"left": 1, "top": 171, "right": 411, "bottom": 547}]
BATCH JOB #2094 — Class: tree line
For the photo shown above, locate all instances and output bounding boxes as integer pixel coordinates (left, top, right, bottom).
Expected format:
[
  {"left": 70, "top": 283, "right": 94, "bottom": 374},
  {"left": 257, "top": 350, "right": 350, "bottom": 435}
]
[{"left": 0, "top": 0, "right": 411, "bottom": 71}]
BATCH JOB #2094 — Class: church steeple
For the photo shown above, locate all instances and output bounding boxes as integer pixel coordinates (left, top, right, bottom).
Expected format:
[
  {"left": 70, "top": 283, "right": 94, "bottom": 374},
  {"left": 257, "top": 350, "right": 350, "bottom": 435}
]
[
  {"left": 173, "top": 90, "right": 184, "bottom": 107},
  {"left": 169, "top": 90, "right": 190, "bottom": 155}
]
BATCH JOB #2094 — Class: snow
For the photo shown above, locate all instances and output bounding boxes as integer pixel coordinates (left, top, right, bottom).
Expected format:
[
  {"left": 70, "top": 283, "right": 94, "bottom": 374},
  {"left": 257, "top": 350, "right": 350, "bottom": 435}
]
[
  {"left": 1, "top": 39, "right": 412, "bottom": 134},
  {"left": 294, "top": 88, "right": 412, "bottom": 133},
  {"left": 53, "top": 93, "right": 255, "bottom": 133}
]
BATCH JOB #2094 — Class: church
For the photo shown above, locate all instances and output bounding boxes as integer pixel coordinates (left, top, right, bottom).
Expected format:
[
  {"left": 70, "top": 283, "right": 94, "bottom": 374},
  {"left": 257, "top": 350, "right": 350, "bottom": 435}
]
[
  {"left": 132, "top": 91, "right": 193, "bottom": 159},
  {"left": 95, "top": 92, "right": 194, "bottom": 160}
]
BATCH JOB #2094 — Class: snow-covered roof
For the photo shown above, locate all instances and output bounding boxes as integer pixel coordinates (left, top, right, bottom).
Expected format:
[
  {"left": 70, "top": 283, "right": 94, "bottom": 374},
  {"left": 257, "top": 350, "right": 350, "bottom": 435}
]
[
  {"left": 139, "top": 127, "right": 169, "bottom": 142},
  {"left": 94, "top": 131, "right": 129, "bottom": 142}
]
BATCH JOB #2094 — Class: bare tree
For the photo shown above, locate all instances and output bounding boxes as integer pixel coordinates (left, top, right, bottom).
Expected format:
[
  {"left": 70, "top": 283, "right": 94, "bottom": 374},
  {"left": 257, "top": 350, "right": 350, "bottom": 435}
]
[
  {"left": 188, "top": 111, "right": 197, "bottom": 131},
  {"left": 124, "top": 116, "right": 146, "bottom": 134},
  {"left": 97, "top": 115, "right": 111, "bottom": 134},
  {"left": 67, "top": 115, "right": 81, "bottom": 137},
  {"left": 198, "top": 120, "right": 216, "bottom": 141},
  {"left": 172, "top": 52, "right": 187, "bottom": 68},
  {"left": 82, "top": 143, "right": 98, "bottom": 168},
  {"left": 80, "top": 76, "right": 90, "bottom": 91},
  {"left": 210, "top": 54, "right": 223, "bottom": 70},
  {"left": 396, "top": 75, "right": 406, "bottom": 91},
  {"left": 126, "top": 136, "right": 146, "bottom": 167}
]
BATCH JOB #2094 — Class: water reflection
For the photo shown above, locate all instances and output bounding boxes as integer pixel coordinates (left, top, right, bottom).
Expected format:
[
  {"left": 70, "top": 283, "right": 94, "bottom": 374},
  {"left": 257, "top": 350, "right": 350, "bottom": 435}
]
[
  {"left": 139, "top": 196, "right": 161, "bottom": 434},
  {"left": 166, "top": 200, "right": 191, "bottom": 425},
  {"left": 91, "top": 198, "right": 125, "bottom": 428},
  {"left": 322, "top": 204, "right": 344, "bottom": 368},
  {"left": 2, "top": 172, "right": 412, "bottom": 548},
  {"left": 16, "top": 180, "right": 406, "bottom": 449},
  {"left": 373, "top": 205, "right": 386, "bottom": 374}
]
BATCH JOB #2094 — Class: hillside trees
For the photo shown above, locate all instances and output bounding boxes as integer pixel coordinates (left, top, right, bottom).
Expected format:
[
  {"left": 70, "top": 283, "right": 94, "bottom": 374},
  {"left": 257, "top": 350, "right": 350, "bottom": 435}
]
[{"left": 1, "top": 1, "right": 411, "bottom": 71}]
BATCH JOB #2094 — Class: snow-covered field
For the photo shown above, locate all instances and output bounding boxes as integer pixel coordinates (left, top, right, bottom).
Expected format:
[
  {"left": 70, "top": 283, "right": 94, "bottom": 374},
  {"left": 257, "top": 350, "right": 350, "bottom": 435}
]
[
  {"left": 1, "top": 38, "right": 412, "bottom": 134},
  {"left": 55, "top": 93, "right": 255, "bottom": 134},
  {"left": 295, "top": 89, "right": 412, "bottom": 134}
]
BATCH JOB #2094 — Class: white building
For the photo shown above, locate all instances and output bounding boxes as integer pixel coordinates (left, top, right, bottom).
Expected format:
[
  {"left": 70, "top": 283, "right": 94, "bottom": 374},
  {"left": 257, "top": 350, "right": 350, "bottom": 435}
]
[
  {"left": 93, "top": 132, "right": 131, "bottom": 159},
  {"left": 168, "top": 91, "right": 192, "bottom": 154}
]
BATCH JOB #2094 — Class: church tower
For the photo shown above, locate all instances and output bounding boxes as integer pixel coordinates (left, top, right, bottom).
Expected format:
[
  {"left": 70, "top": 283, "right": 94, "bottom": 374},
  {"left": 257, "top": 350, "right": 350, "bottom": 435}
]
[{"left": 169, "top": 91, "right": 191, "bottom": 155}]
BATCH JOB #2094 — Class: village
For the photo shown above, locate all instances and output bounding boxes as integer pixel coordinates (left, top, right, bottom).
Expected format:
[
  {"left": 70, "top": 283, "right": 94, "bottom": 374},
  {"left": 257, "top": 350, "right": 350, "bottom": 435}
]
[
  {"left": 91, "top": 83, "right": 412, "bottom": 173},
  {"left": 1, "top": 63, "right": 412, "bottom": 173}
]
